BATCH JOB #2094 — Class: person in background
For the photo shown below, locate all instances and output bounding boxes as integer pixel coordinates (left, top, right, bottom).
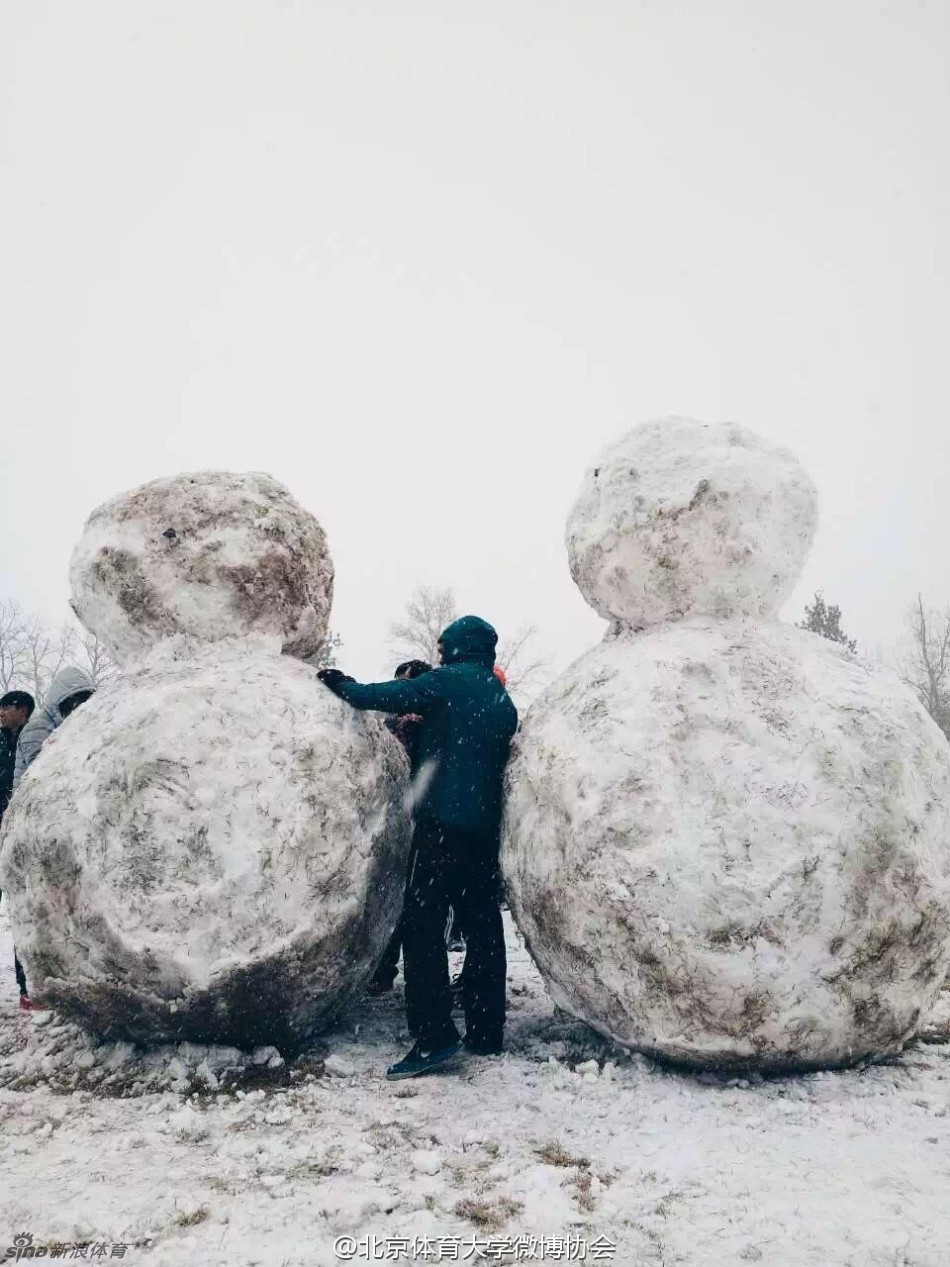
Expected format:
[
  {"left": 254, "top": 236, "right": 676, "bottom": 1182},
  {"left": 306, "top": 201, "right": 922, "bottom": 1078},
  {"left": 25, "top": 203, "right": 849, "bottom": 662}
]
[
  {"left": 0, "top": 690, "right": 34, "bottom": 813},
  {"left": 383, "top": 660, "right": 431, "bottom": 770},
  {"left": 12, "top": 666, "right": 95, "bottom": 792},
  {"left": 8, "top": 669, "right": 95, "bottom": 1011},
  {"left": 0, "top": 691, "right": 36, "bottom": 1009},
  {"left": 319, "top": 615, "right": 517, "bottom": 1079},
  {"left": 368, "top": 658, "right": 432, "bottom": 996}
]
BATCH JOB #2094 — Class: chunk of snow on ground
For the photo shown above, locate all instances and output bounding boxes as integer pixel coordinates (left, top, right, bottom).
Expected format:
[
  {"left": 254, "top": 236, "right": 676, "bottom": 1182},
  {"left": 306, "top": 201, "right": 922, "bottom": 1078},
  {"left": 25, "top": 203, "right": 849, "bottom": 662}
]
[{"left": 409, "top": 1149, "right": 442, "bottom": 1176}]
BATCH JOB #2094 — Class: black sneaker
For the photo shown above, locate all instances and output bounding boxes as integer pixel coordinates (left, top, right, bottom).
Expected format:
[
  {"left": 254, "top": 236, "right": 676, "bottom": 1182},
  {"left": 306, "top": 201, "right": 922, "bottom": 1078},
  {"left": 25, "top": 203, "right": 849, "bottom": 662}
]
[{"left": 386, "top": 1038, "right": 463, "bottom": 1081}]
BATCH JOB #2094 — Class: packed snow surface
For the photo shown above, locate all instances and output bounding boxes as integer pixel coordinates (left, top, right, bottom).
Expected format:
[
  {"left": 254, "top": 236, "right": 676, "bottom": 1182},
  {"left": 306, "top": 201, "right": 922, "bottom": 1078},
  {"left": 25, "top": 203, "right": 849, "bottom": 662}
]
[
  {"left": 0, "top": 639, "right": 410, "bottom": 1049},
  {"left": 566, "top": 419, "right": 818, "bottom": 627},
  {"left": 503, "top": 619, "right": 950, "bottom": 1071},
  {"left": 69, "top": 471, "right": 334, "bottom": 663},
  {"left": 2, "top": 909, "right": 949, "bottom": 1266}
]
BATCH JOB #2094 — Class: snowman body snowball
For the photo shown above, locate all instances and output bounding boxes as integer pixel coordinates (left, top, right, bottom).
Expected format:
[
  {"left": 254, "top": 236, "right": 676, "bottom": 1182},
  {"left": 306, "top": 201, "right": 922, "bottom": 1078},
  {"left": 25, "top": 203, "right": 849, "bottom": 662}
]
[{"left": 504, "top": 419, "right": 950, "bottom": 1071}]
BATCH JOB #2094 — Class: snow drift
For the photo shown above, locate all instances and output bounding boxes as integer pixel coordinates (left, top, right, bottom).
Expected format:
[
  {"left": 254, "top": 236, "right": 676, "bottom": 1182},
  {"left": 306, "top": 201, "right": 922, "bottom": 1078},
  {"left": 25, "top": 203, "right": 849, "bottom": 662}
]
[
  {"left": 69, "top": 471, "right": 333, "bottom": 664},
  {"left": 504, "top": 620, "right": 950, "bottom": 1071},
  {"left": 0, "top": 639, "right": 411, "bottom": 1050},
  {"left": 566, "top": 419, "right": 818, "bottom": 628}
]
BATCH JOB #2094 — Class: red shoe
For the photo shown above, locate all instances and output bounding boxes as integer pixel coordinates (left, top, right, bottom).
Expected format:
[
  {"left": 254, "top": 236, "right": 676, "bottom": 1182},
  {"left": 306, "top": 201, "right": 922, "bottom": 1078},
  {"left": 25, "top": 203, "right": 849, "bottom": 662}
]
[{"left": 18, "top": 995, "right": 47, "bottom": 1012}]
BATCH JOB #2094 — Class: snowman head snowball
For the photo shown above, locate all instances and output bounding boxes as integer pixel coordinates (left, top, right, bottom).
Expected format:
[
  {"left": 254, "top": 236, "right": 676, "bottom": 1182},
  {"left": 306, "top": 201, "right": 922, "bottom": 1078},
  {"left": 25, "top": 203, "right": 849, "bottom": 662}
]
[
  {"left": 69, "top": 470, "right": 334, "bottom": 665},
  {"left": 566, "top": 417, "right": 819, "bottom": 628}
]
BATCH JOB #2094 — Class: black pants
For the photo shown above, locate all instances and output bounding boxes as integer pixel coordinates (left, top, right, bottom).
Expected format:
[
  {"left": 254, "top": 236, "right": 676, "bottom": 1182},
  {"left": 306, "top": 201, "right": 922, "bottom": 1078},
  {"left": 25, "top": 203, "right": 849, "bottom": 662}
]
[
  {"left": 0, "top": 890, "right": 27, "bottom": 996},
  {"left": 402, "top": 815, "right": 506, "bottom": 1048},
  {"left": 372, "top": 909, "right": 465, "bottom": 988}
]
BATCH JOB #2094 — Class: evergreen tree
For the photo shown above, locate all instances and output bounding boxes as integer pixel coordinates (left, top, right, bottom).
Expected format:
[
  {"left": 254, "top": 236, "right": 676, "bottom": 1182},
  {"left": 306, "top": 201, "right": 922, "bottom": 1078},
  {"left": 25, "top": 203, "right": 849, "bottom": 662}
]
[
  {"left": 798, "top": 592, "right": 857, "bottom": 653},
  {"left": 305, "top": 631, "right": 343, "bottom": 670}
]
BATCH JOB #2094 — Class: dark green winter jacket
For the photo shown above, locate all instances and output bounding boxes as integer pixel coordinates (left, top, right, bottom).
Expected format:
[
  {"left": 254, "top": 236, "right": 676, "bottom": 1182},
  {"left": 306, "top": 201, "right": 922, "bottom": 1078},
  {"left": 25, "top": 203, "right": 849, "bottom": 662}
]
[{"left": 326, "top": 616, "right": 518, "bottom": 837}]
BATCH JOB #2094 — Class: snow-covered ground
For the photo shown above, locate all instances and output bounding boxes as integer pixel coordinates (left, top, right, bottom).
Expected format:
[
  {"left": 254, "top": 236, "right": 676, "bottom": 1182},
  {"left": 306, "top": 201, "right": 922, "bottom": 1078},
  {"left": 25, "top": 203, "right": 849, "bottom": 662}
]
[{"left": 1, "top": 904, "right": 949, "bottom": 1266}]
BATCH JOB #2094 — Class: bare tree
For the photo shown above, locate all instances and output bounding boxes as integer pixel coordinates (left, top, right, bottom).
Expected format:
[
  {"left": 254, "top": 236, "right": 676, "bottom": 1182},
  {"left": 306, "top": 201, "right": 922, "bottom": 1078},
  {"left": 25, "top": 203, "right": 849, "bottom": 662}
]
[
  {"left": 388, "top": 586, "right": 459, "bottom": 667},
  {"left": 389, "top": 585, "right": 549, "bottom": 700},
  {"left": 75, "top": 628, "right": 120, "bottom": 687},
  {"left": 0, "top": 601, "right": 122, "bottom": 700},
  {"left": 496, "top": 623, "right": 550, "bottom": 699},
  {"left": 17, "top": 611, "right": 74, "bottom": 701},
  {"left": 898, "top": 594, "right": 950, "bottom": 739},
  {"left": 0, "top": 599, "right": 65, "bottom": 698},
  {"left": 0, "top": 599, "right": 29, "bottom": 692}
]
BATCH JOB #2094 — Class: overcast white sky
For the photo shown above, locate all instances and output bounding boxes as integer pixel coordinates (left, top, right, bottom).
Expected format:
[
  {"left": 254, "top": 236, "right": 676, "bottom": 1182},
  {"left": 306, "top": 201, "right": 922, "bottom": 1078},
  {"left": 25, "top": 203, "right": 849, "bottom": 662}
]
[{"left": 1, "top": 0, "right": 947, "bottom": 681}]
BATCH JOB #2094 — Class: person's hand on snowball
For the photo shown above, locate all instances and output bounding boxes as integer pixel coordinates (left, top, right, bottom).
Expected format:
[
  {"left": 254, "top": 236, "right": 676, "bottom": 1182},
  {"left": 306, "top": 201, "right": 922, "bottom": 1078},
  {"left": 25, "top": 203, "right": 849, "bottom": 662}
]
[{"left": 317, "top": 668, "right": 354, "bottom": 691}]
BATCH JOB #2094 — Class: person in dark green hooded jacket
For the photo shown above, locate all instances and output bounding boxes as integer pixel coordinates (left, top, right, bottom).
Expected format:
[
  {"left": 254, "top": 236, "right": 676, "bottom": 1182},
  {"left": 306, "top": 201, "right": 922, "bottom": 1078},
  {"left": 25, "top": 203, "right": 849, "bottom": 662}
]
[{"left": 318, "top": 615, "right": 518, "bottom": 1079}]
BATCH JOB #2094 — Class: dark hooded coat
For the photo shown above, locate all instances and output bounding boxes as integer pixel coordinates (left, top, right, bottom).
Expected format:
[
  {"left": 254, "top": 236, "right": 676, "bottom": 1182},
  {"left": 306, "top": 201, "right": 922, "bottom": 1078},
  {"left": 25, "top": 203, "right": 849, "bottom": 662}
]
[
  {"left": 327, "top": 616, "right": 518, "bottom": 835},
  {"left": 0, "top": 728, "right": 18, "bottom": 818}
]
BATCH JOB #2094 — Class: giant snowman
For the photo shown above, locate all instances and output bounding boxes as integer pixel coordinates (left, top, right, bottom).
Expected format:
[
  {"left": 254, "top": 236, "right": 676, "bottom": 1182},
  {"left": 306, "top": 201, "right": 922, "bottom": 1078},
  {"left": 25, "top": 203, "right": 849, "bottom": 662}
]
[
  {"left": 503, "top": 419, "right": 950, "bottom": 1072},
  {"left": 0, "top": 472, "right": 411, "bottom": 1051}
]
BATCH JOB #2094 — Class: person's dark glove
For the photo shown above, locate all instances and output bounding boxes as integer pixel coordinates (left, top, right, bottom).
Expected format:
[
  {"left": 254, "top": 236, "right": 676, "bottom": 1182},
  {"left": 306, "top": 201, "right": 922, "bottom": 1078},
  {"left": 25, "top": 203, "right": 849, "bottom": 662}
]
[{"left": 317, "top": 668, "right": 354, "bottom": 690}]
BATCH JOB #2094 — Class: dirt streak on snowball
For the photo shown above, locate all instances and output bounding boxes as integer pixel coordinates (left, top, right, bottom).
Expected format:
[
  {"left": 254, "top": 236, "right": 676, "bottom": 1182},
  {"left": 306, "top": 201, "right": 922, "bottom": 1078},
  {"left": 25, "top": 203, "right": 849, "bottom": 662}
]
[
  {"left": 0, "top": 638, "right": 410, "bottom": 1049},
  {"left": 503, "top": 620, "right": 950, "bottom": 1072},
  {"left": 566, "top": 419, "right": 818, "bottom": 627},
  {"left": 69, "top": 471, "right": 333, "bottom": 663}
]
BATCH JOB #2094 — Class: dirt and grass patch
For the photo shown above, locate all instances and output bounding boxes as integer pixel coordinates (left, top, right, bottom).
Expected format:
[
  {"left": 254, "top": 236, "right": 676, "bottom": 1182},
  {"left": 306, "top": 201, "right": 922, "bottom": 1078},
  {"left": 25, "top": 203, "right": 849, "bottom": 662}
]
[
  {"left": 174, "top": 1206, "right": 209, "bottom": 1228},
  {"left": 534, "top": 1138, "right": 590, "bottom": 1169},
  {"left": 453, "top": 1196, "right": 524, "bottom": 1231}
]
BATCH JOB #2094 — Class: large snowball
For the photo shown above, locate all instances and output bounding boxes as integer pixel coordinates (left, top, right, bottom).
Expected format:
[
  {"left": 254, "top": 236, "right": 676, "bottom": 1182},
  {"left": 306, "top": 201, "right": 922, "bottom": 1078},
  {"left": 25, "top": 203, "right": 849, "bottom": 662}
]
[
  {"left": 503, "top": 620, "right": 950, "bottom": 1071},
  {"left": 69, "top": 472, "right": 334, "bottom": 663},
  {"left": 566, "top": 419, "right": 818, "bottom": 627},
  {"left": 0, "top": 640, "right": 410, "bottom": 1050}
]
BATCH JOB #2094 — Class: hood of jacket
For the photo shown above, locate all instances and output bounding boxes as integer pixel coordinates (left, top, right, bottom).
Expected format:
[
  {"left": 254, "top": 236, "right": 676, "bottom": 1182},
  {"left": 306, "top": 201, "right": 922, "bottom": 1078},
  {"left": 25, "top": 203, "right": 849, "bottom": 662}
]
[
  {"left": 439, "top": 615, "right": 498, "bottom": 667},
  {"left": 45, "top": 666, "right": 96, "bottom": 715}
]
